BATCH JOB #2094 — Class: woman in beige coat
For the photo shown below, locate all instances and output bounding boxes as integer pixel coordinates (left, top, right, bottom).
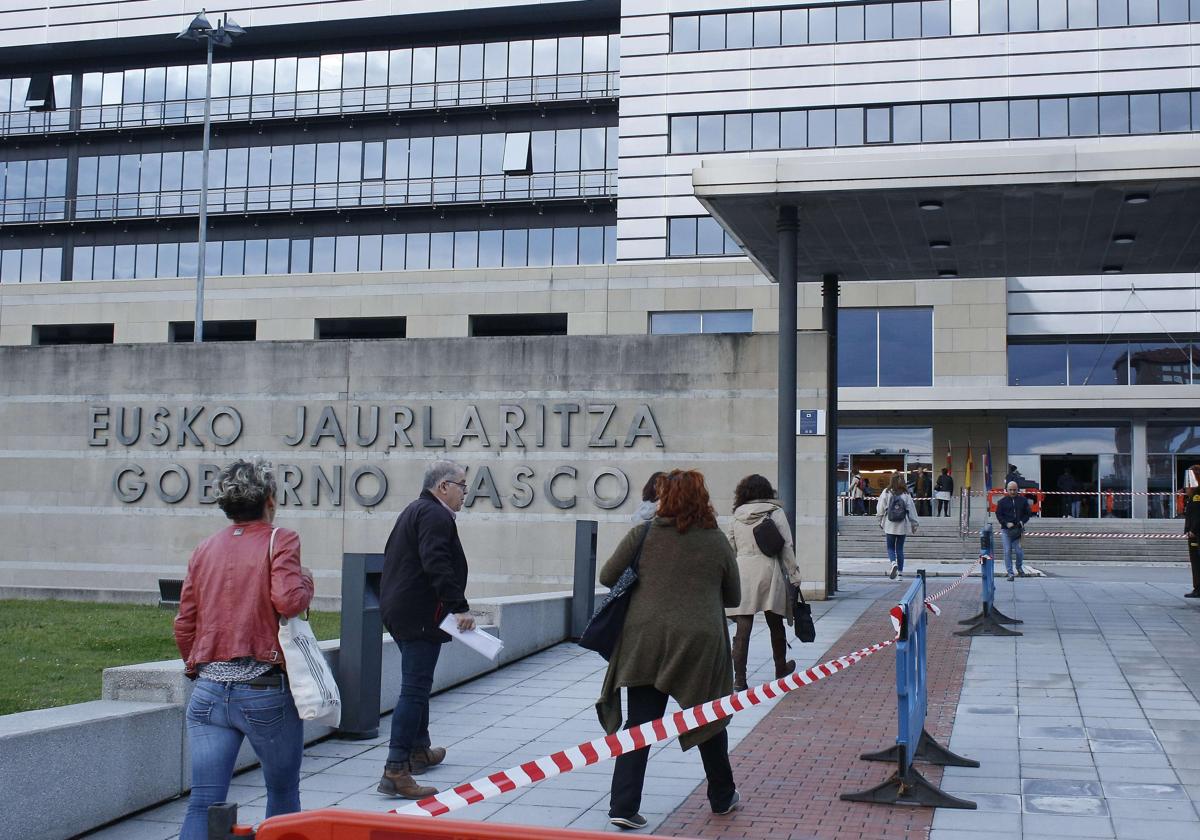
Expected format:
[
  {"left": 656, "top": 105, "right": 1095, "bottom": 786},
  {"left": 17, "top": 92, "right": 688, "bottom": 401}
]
[{"left": 726, "top": 474, "right": 802, "bottom": 692}]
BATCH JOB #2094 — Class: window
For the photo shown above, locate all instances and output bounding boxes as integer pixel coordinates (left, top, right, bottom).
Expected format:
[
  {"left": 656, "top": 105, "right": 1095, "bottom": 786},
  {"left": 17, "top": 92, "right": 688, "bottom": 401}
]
[
  {"left": 650, "top": 310, "right": 753, "bottom": 334},
  {"left": 316, "top": 316, "right": 407, "bottom": 339},
  {"left": 669, "top": 88, "right": 1200, "bottom": 154},
  {"left": 33, "top": 323, "right": 114, "bottom": 345},
  {"left": 838, "top": 308, "right": 933, "bottom": 386},
  {"left": 1010, "top": 338, "right": 1198, "bottom": 386},
  {"left": 470, "top": 313, "right": 568, "bottom": 336},
  {"left": 667, "top": 216, "right": 741, "bottom": 257},
  {"left": 169, "top": 320, "right": 256, "bottom": 342}
]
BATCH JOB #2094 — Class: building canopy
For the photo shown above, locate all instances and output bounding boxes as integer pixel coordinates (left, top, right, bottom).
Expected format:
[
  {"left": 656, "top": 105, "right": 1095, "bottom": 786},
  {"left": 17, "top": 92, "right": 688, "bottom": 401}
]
[{"left": 693, "top": 136, "right": 1200, "bottom": 283}]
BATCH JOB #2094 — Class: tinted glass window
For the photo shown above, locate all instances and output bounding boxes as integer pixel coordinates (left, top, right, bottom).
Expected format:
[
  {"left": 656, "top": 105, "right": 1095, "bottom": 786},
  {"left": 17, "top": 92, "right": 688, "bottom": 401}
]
[
  {"left": 893, "top": 105, "right": 922, "bottom": 143},
  {"left": 894, "top": 2, "right": 923, "bottom": 37},
  {"left": 673, "top": 16, "right": 699, "bottom": 51},
  {"left": 1068, "top": 96, "right": 1099, "bottom": 135},
  {"left": 1041, "top": 0, "right": 1069, "bottom": 28},
  {"left": 879, "top": 308, "right": 932, "bottom": 386},
  {"left": 1068, "top": 0, "right": 1098, "bottom": 26},
  {"left": 1069, "top": 342, "right": 1127, "bottom": 385},
  {"left": 781, "top": 9, "right": 809, "bottom": 44},
  {"left": 837, "top": 309, "right": 879, "bottom": 386},
  {"left": 1129, "top": 93, "right": 1159, "bottom": 133},
  {"left": 752, "top": 112, "right": 780, "bottom": 149},
  {"left": 1010, "top": 99, "right": 1039, "bottom": 137},
  {"left": 699, "top": 14, "right": 725, "bottom": 49},
  {"left": 836, "top": 107, "right": 864, "bottom": 145},
  {"left": 725, "top": 113, "right": 752, "bottom": 151},
  {"left": 1161, "top": 91, "right": 1190, "bottom": 131},
  {"left": 1010, "top": 0, "right": 1039, "bottom": 28},
  {"left": 809, "top": 109, "right": 835, "bottom": 147},
  {"left": 1129, "top": 340, "right": 1190, "bottom": 384},
  {"left": 669, "top": 217, "right": 696, "bottom": 257},
  {"left": 1099, "top": 95, "right": 1129, "bottom": 134},
  {"left": 703, "top": 310, "right": 753, "bottom": 333},
  {"left": 980, "top": 100, "right": 1009, "bottom": 139},
  {"left": 726, "top": 13, "right": 753, "bottom": 49},
  {"left": 1009, "top": 343, "right": 1067, "bottom": 385},
  {"left": 651, "top": 312, "right": 702, "bottom": 334},
  {"left": 922, "top": 0, "right": 951, "bottom": 35},
  {"left": 951, "top": 102, "right": 980, "bottom": 140},
  {"left": 810, "top": 7, "right": 836, "bottom": 42},
  {"left": 837, "top": 5, "right": 865, "bottom": 41},
  {"left": 1040, "top": 98, "right": 1068, "bottom": 136},
  {"left": 865, "top": 4, "right": 893, "bottom": 39},
  {"left": 922, "top": 103, "right": 950, "bottom": 141}
]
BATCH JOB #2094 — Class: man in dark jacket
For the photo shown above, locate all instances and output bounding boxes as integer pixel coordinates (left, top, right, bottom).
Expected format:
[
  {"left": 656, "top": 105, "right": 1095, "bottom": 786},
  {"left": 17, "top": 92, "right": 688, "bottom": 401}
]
[
  {"left": 1184, "top": 480, "right": 1200, "bottom": 598},
  {"left": 377, "top": 460, "right": 474, "bottom": 799},
  {"left": 996, "top": 481, "right": 1032, "bottom": 581}
]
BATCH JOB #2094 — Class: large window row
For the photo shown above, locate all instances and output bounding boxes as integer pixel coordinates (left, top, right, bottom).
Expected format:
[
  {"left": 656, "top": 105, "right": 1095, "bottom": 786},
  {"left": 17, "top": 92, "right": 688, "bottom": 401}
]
[
  {"left": 0, "top": 159, "right": 69, "bottom": 221},
  {"left": 670, "top": 0, "right": 1200, "bottom": 52},
  {"left": 28, "top": 127, "right": 615, "bottom": 222},
  {"left": 672, "top": 1, "right": 952, "bottom": 51},
  {"left": 980, "top": 0, "right": 1200, "bottom": 32},
  {"left": 60, "top": 35, "right": 618, "bottom": 133},
  {"left": 649, "top": 310, "right": 753, "bottom": 334},
  {"left": 66, "top": 225, "right": 616, "bottom": 282},
  {"left": 666, "top": 216, "right": 742, "bottom": 257},
  {"left": 0, "top": 247, "right": 64, "bottom": 283},
  {"left": 838, "top": 308, "right": 934, "bottom": 387},
  {"left": 670, "top": 89, "right": 1200, "bottom": 153},
  {"left": 1008, "top": 338, "right": 1198, "bottom": 385}
]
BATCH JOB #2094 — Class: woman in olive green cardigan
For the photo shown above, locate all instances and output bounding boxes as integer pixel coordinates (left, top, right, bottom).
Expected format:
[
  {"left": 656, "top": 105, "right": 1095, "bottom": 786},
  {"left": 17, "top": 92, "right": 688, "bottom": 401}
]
[{"left": 594, "top": 469, "right": 742, "bottom": 830}]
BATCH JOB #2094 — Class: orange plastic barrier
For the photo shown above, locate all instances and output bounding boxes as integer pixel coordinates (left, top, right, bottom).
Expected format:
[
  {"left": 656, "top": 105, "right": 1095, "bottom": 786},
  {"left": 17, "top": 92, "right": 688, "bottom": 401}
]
[
  {"left": 247, "top": 809, "right": 696, "bottom": 840},
  {"left": 985, "top": 488, "right": 1044, "bottom": 514}
]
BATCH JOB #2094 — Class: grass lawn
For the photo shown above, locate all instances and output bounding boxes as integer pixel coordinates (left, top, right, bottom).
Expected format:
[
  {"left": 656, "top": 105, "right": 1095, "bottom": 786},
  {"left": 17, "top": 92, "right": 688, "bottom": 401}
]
[{"left": 0, "top": 600, "right": 341, "bottom": 716}]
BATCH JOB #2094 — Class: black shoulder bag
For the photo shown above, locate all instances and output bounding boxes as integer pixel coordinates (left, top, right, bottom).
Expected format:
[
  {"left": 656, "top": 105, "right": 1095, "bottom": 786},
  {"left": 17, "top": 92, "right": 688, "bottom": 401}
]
[
  {"left": 753, "top": 514, "right": 786, "bottom": 557},
  {"left": 578, "top": 522, "right": 652, "bottom": 661}
]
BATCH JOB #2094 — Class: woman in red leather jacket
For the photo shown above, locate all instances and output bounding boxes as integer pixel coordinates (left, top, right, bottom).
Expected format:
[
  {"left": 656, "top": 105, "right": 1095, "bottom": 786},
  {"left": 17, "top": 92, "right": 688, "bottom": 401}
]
[{"left": 174, "top": 459, "right": 314, "bottom": 840}]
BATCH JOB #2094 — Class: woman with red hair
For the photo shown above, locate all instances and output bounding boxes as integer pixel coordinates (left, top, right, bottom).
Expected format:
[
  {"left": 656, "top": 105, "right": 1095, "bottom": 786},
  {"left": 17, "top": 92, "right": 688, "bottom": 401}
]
[{"left": 595, "top": 470, "right": 741, "bottom": 830}]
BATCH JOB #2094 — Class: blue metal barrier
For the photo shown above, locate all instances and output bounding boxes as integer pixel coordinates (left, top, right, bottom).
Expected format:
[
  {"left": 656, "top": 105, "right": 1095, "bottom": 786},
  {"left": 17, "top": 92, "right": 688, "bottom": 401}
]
[
  {"left": 842, "top": 570, "right": 978, "bottom": 809},
  {"left": 955, "top": 525, "right": 1023, "bottom": 637}
]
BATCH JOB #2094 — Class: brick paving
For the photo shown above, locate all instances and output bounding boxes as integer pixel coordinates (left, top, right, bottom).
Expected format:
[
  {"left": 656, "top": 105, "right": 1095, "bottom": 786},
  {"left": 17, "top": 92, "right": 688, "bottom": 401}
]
[{"left": 656, "top": 582, "right": 975, "bottom": 840}]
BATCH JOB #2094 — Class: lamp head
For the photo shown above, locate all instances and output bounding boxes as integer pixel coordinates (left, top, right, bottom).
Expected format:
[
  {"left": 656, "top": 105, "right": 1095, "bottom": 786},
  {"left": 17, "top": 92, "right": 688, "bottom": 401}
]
[
  {"left": 176, "top": 10, "right": 212, "bottom": 41},
  {"left": 222, "top": 16, "right": 246, "bottom": 36}
]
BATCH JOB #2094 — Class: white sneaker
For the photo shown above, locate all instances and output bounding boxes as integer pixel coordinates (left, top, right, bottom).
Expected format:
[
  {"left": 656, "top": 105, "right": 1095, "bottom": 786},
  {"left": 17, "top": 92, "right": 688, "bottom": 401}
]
[{"left": 888, "top": 562, "right": 898, "bottom": 580}]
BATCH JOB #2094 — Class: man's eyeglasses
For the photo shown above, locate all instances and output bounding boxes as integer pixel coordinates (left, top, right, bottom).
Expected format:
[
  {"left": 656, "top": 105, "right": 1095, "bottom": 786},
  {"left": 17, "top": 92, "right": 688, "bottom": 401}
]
[{"left": 445, "top": 480, "right": 467, "bottom": 490}]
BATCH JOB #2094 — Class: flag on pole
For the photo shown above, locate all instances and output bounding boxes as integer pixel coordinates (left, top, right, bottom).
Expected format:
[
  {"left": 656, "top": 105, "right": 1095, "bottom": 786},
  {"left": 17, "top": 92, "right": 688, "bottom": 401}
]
[
  {"left": 965, "top": 440, "right": 974, "bottom": 489},
  {"left": 984, "top": 440, "right": 993, "bottom": 491},
  {"left": 946, "top": 439, "right": 953, "bottom": 476}
]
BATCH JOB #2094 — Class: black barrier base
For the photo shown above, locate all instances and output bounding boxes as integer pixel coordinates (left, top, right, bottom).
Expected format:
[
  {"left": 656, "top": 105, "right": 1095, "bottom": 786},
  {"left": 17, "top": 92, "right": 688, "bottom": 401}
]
[
  {"left": 840, "top": 765, "right": 978, "bottom": 809},
  {"left": 861, "top": 728, "right": 980, "bottom": 768},
  {"left": 955, "top": 604, "right": 1024, "bottom": 637},
  {"left": 207, "top": 802, "right": 239, "bottom": 840}
]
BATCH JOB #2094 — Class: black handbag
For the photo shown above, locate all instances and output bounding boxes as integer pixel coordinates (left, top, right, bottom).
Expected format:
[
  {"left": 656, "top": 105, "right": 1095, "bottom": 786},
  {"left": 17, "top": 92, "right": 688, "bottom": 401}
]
[
  {"left": 578, "top": 522, "right": 652, "bottom": 661},
  {"left": 793, "top": 588, "right": 816, "bottom": 643},
  {"left": 753, "top": 514, "right": 786, "bottom": 557}
]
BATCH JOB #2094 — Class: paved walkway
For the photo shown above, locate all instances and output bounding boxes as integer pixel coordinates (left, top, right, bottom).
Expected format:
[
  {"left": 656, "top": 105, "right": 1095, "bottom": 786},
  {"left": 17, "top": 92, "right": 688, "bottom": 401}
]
[{"left": 89, "top": 569, "right": 1200, "bottom": 840}]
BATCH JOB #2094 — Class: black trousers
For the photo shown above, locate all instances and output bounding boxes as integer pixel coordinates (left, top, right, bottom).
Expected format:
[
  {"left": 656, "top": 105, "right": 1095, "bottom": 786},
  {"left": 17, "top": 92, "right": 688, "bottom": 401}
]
[
  {"left": 609, "top": 685, "right": 736, "bottom": 818},
  {"left": 936, "top": 499, "right": 950, "bottom": 516},
  {"left": 1189, "top": 539, "right": 1200, "bottom": 591}
]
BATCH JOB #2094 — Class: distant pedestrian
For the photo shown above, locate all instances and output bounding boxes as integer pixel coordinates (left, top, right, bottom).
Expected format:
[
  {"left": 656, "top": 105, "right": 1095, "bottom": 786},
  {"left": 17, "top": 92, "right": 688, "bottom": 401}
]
[
  {"left": 849, "top": 471, "right": 866, "bottom": 515},
  {"left": 630, "top": 471, "right": 665, "bottom": 523},
  {"left": 934, "top": 468, "right": 954, "bottom": 517},
  {"left": 996, "top": 481, "right": 1032, "bottom": 581},
  {"left": 596, "top": 470, "right": 742, "bottom": 830},
  {"left": 878, "top": 473, "right": 919, "bottom": 579},
  {"left": 377, "top": 460, "right": 474, "bottom": 799},
  {"left": 174, "top": 459, "right": 314, "bottom": 840},
  {"left": 726, "top": 474, "right": 802, "bottom": 692},
  {"left": 1057, "top": 470, "right": 1081, "bottom": 518},
  {"left": 1184, "top": 466, "right": 1200, "bottom": 599}
]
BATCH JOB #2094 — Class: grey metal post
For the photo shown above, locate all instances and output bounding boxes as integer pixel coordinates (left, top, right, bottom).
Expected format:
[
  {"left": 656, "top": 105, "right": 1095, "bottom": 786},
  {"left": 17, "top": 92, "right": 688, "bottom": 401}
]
[
  {"left": 571, "top": 520, "right": 598, "bottom": 638},
  {"left": 338, "top": 552, "right": 385, "bottom": 740},
  {"left": 777, "top": 206, "right": 799, "bottom": 531},
  {"left": 194, "top": 34, "right": 214, "bottom": 343},
  {"left": 822, "top": 273, "right": 840, "bottom": 595}
]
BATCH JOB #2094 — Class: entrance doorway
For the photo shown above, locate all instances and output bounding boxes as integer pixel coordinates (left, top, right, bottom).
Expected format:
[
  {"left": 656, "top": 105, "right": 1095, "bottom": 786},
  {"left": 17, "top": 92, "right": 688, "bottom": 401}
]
[
  {"left": 849, "top": 454, "right": 904, "bottom": 516},
  {"left": 1041, "top": 456, "right": 1097, "bottom": 518}
]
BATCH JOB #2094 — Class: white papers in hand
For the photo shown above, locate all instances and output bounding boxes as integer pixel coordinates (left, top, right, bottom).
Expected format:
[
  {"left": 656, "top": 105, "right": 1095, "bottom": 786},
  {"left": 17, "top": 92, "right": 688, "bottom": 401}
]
[{"left": 438, "top": 615, "right": 504, "bottom": 661}]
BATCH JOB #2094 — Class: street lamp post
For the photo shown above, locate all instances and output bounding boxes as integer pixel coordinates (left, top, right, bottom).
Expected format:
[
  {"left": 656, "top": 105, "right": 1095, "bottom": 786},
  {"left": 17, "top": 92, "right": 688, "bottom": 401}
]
[{"left": 178, "top": 10, "right": 244, "bottom": 343}]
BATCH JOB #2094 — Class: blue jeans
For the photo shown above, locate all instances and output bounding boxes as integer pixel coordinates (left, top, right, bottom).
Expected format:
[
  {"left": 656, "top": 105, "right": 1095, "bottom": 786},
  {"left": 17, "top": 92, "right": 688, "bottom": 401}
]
[
  {"left": 1000, "top": 528, "right": 1025, "bottom": 575},
  {"left": 387, "top": 637, "right": 442, "bottom": 765},
  {"left": 886, "top": 534, "right": 907, "bottom": 571},
  {"left": 180, "top": 678, "right": 303, "bottom": 840}
]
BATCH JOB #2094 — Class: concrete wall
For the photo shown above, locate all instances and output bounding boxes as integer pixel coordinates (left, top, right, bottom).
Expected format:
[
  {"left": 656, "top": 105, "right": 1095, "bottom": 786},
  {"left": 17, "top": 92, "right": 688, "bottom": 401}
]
[
  {"left": 0, "top": 590, "right": 573, "bottom": 840},
  {"left": 0, "top": 332, "right": 830, "bottom": 600}
]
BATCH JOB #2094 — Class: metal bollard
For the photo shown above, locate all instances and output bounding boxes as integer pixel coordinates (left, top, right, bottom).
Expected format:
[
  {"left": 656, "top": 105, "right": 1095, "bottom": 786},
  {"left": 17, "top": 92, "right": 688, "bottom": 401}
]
[
  {"left": 570, "top": 520, "right": 598, "bottom": 640},
  {"left": 338, "top": 553, "right": 386, "bottom": 739}
]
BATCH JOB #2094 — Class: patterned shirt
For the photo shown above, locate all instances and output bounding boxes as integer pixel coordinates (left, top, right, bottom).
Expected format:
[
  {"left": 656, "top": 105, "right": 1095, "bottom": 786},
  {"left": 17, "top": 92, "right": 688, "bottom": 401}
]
[{"left": 199, "top": 657, "right": 274, "bottom": 683}]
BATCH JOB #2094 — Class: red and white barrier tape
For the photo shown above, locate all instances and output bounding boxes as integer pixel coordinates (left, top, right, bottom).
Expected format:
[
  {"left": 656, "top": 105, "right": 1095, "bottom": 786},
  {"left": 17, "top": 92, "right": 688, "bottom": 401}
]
[
  {"left": 390, "top": 565, "right": 983, "bottom": 819},
  {"left": 391, "top": 635, "right": 901, "bottom": 818},
  {"left": 1020, "top": 531, "right": 1184, "bottom": 539}
]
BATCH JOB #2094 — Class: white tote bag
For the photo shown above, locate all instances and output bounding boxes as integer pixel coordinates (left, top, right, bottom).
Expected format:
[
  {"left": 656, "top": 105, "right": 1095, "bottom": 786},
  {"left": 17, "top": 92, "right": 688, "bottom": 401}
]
[{"left": 270, "top": 529, "right": 342, "bottom": 727}]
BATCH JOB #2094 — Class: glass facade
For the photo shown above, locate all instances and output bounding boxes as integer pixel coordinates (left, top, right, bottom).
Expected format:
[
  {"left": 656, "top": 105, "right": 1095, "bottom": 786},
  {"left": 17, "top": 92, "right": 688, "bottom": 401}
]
[
  {"left": 49, "top": 128, "right": 617, "bottom": 222},
  {"left": 0, "top": 35, "right": 618, "bottom": 135},
  {"left": 671, "top": 0, "right": 1200, "bottom": 53},
  {"left": 1008, "top": 338, "right": 1198, "bottom": 385},
  {"left": 1007, "top": 423, "right": 1132, "bottom": 517},
  {"left": 0, "top": 247, "right": 64, "bottom": 283},
  {"left": 670, "top": 89, "right": 1200, "bottom": 153},
  {"left": 837, "top": 308, "right": 933, "bottom": 387},
  {"left": 66, "top": 225, "right": 615, "bottom": 282},
  {"left": 666, "top": 216, "right": 742, "bottom": 257},
  {"left": 1148, "top": 423, "right": 1200, "bottom": 518}
]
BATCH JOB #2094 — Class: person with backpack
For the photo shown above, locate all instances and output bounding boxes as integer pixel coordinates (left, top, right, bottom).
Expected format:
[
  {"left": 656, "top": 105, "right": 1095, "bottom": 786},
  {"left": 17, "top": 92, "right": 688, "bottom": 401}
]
[{"left": 877, "top": 472, "right": 919, "bottom": 580}]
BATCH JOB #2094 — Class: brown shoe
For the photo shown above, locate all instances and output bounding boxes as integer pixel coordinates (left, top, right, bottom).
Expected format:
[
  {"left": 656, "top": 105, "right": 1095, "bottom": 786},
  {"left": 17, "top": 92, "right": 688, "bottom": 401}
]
[
  {"left": 409, "top": 746, "right": 446, "bottom": 774},
  {"left": 377, "top": 762, "right": 438, "bottom": 799}
]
